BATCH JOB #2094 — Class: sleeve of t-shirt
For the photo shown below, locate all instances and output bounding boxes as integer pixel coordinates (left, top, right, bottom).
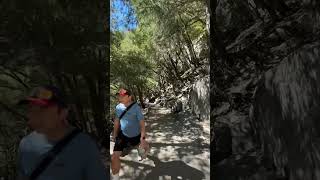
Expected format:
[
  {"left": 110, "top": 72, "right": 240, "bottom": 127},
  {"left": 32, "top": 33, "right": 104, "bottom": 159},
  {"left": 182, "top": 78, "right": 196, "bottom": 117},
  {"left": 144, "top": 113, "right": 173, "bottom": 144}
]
[
  {"left": 115, "top": 105, "right": 121, "bottom": 119},
  {"left": 17, "top": 139, "right": 28, "bottom": 180},
  {"left": 136, "top": 105, "right": 144, "bottom": 121},
  {"left": 84, "top": 138, "right": 109, "bottom": 180}
]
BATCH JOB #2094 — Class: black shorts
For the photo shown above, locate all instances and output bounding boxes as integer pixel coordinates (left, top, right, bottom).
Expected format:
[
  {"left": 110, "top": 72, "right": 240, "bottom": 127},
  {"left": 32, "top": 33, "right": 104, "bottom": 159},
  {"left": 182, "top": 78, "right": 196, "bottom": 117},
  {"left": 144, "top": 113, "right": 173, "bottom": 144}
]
[{"left": 113, "top": 131, "right": 141, "bottom": 152}]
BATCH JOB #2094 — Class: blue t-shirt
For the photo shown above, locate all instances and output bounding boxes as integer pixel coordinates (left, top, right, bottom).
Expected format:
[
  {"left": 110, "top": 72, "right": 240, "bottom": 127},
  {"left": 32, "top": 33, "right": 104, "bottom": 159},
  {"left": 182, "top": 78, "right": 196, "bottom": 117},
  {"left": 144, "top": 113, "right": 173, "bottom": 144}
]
[
  {"left": 115, "top": 103, "right": 144, "bottom": 137},
  {"left": 17, "top": 128, "right": 108, "bottom": 180}
]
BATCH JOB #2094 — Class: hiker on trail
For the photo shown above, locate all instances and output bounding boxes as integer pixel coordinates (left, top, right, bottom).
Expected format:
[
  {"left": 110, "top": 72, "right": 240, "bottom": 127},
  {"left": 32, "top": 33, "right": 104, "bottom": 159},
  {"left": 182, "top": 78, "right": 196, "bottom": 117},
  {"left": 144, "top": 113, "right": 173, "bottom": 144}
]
[
  {"left": 111, "top": 88, "right": 149, "bottom": 180},
  {"left": 16, "top": 85, "right": 108, "bottom": 180}
]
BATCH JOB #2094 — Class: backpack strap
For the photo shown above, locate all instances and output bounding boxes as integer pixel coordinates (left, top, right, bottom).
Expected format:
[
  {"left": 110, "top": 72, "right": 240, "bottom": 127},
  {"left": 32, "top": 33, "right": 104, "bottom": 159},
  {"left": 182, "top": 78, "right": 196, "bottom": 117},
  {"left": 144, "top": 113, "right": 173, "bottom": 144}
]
[
  {"left": 29, "top": 128, "right": 81, "bottom": 180},
  {"left": 119, "top": 102, "right": 136, "bottom": 120}
]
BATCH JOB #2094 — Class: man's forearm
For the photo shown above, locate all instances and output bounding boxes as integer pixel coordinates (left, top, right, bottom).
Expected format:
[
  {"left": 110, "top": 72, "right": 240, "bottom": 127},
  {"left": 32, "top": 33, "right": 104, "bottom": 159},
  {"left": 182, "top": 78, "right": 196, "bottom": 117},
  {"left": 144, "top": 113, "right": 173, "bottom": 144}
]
[
  {"left": 113, "top": 126, "right": 119, "bottom": 138},
  {"left": 140, "top": 120, "right": 146, "bottom": 139},
  {"left": 113, "top": 119, "right": 120, "bottom": 138},
  {"left": 141, "top": 128, "right": 146, "bottom": 138}
]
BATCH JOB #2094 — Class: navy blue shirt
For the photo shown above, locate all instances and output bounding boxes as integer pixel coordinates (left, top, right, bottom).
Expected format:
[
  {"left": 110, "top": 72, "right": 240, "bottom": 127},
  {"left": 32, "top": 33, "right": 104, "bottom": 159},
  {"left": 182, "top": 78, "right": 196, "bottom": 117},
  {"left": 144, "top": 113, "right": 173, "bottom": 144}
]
[{"left": 17, "top": 129, "right": 108, "bottom": 180}]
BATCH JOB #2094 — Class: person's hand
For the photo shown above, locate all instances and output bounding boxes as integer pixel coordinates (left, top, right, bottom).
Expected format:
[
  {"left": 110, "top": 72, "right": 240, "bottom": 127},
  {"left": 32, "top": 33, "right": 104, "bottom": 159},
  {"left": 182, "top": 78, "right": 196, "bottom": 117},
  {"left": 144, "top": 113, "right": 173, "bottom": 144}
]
[
  {"left": 140, "top": 136, "right": 146, "bottom": 142},
  {"left": 140, "top": 138, "right": 148, "bottom": 147},
  {"left": 139, "top": 139, "right": 150, "bottom": 160}
]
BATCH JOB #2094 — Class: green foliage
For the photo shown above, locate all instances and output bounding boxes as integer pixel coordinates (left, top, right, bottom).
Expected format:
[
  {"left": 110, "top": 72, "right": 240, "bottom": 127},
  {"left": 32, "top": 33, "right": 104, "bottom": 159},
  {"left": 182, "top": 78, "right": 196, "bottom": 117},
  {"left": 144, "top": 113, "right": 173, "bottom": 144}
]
[
  {"left": 110, "top": 27, "right": 157, "bottom": 107},
  {"left": 128, "top": 0, "right": 208, "bottom": 91},
  {"left": 0, "top": 1, "right": 109, "bottom": 179},
  {"left": 111, "top": 0, "right": 208, "bottom": 105}
]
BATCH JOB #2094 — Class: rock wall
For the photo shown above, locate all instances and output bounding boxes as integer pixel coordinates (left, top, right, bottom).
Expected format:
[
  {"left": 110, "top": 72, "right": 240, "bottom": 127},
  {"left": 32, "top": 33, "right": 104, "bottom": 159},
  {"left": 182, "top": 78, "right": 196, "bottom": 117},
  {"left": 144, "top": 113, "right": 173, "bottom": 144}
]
[
  {"left": 252, "top": 42, "right": 320, "bottom": 179},
  {"left": 188, "top": 76, "right": 210, "bottom": 121}
]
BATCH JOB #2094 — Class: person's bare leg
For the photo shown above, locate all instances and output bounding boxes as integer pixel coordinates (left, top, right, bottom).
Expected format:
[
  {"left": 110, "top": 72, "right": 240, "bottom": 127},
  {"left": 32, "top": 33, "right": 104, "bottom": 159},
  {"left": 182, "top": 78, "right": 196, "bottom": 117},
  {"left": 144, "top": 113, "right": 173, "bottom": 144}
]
[{"left": 111, "top": 151, "right": 122, "bottom": 175}]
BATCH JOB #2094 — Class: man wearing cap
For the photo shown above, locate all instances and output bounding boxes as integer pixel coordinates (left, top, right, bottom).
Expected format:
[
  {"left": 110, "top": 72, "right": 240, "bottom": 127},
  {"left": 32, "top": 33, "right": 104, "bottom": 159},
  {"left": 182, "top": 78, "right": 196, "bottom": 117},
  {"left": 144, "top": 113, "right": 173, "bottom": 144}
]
[
  {"left": 17, "top": 85, "right": 109, "bottom": 180},
  {"left": 111, "top": 88, "right": 149, "bottom": 180}
]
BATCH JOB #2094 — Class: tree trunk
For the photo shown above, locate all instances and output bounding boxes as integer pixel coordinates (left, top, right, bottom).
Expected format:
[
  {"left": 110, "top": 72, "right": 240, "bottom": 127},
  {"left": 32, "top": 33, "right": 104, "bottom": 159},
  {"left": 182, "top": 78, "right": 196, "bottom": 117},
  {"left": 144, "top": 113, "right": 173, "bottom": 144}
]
[
  {"left": 0, "top": 101, "right": 27, "bottom": 120},
  {"left": 97, "top": 46, "right": 109, "bottom": 148},
  {"left": 84, "top": 75, "right": 108, "bottom": 148},
  {"left": 61, "top": 74, "right": 87, "bottom": 129},
  {"left": 175, "top": 50, "right": 189, "bottom": 72},
  {"left": 1, "top": 70, "right": 29, "bottom": 89},
  {"left": 210, "top": 0, "right": 230, "bottom": 66},
  {"left": 137, "top": 86, "right": 146, "bottom": 108},
  {"left": 167, "top": 53, "right": 183, "bottom": 82},
  {"left": 252, "top": 0, "right": 282, "bottom": 20},
  {"left": 178, "top": 15, "right": 199, "bottom": 68},
  {"left": 177, "top": 37, "right": 193, "bottom": 68},
  {"left": 181, "top": 31, "right": 199, "bottom": 68}
]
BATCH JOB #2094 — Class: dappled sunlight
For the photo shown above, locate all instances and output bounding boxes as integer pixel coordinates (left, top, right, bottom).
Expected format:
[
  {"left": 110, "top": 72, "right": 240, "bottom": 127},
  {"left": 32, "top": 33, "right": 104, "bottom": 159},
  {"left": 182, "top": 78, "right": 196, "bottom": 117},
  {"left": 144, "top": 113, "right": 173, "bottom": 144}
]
[
  {"left": 156, "top": 146, "right": 180, "bottom": 161},
  {"left": 182, "top": 153, "right": 210, "bottom": 172},
  {"left": 111, "top": 106, "right": 210, "bottom": 179}
]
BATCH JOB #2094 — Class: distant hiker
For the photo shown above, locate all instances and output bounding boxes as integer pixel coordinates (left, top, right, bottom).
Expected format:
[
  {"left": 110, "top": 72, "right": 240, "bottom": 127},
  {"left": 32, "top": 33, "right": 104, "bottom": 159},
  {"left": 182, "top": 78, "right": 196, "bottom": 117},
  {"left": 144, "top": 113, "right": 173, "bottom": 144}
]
[
  {"left": 17, "top": 85, "right": 108, "bottom": 180},
  {"left": 111, "top": 88, "right": 150, "bottom": 180}
]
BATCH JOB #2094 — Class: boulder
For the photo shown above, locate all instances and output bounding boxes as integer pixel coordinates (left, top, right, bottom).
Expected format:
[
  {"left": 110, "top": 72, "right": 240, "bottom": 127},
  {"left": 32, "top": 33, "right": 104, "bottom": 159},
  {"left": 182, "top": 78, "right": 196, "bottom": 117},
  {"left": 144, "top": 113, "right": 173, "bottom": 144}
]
[
  {"left": 189, "top": 76, "right": 210, "bottom": 121},
  {"left": 251, "top": 42, "right": 320, "bottom": 179}
]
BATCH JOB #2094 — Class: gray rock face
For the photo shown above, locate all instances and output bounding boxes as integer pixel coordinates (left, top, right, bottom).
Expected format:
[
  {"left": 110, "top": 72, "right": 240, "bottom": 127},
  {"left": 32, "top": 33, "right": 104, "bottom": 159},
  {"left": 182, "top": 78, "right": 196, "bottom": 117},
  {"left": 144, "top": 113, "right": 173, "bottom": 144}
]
[
  {"left": 189, "top": 76, "right": 210, "bottom": 121},
  {"left": 172, "top": 100, "right": 183, "bottom": 113},
  {"left": 252, "top": 42, "right": 320, "bottom": 179}
]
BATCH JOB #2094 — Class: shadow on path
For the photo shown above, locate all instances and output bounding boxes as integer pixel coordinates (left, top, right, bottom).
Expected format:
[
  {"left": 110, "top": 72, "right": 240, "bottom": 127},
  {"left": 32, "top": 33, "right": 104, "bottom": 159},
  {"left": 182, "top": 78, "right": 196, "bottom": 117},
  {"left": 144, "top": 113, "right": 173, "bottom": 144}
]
[
  {"left": 114, "top": 105, "right": 210, "bottom": 179},
  {"left": 121, "top": 155, "right": 206, "bottom": 180}
]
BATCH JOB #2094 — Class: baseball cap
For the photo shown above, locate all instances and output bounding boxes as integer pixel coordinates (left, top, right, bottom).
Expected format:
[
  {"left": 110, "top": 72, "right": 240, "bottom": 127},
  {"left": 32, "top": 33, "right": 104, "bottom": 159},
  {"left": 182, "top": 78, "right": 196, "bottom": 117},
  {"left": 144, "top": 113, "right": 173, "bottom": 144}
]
[
  {"left": 116, "top": 88, "right": 131, "bottom": 96},
  {"left": 18, "top": 85, "right": 68, "bottom": 108}
]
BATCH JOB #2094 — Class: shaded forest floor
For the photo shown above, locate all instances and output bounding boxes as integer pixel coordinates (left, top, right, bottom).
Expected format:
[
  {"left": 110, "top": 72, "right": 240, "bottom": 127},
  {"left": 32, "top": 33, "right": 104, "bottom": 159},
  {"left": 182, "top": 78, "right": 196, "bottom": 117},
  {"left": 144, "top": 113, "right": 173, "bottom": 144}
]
[{"left": 109, "top": 103, "right": 210, "bottom": 180}]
